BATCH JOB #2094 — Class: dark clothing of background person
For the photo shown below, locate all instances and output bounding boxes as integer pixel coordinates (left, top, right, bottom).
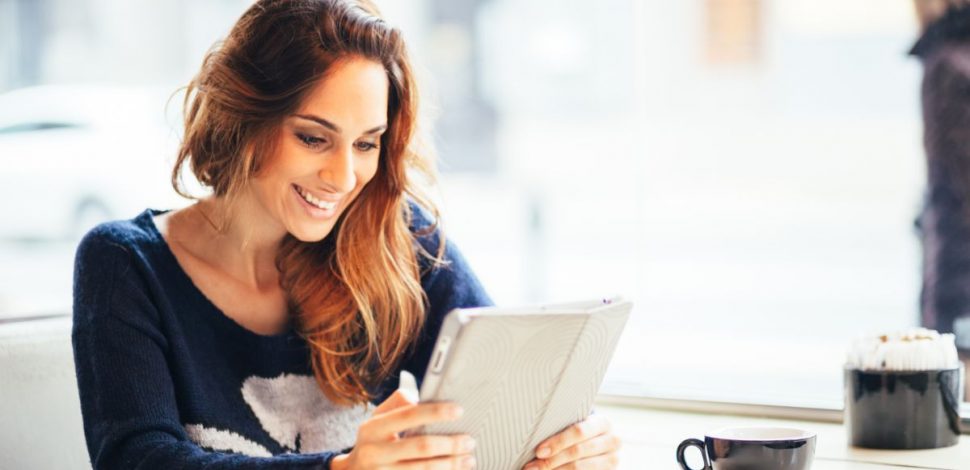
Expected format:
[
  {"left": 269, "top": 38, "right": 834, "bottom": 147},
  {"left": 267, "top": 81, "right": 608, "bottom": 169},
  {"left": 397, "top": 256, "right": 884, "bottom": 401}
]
[{"left": 911, "top": 6, "right": 970, "bottom": 352}]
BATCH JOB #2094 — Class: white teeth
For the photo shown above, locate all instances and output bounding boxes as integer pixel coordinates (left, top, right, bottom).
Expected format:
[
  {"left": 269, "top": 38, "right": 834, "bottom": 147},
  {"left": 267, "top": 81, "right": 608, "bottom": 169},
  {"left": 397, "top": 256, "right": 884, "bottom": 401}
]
[{"left": 296, "top": 186, "right": 337, "bottom": 210}]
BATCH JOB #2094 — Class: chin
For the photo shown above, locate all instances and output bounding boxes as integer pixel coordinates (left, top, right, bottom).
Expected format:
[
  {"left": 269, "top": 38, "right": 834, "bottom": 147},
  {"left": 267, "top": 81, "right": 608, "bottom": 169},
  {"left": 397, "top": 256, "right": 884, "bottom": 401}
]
[{"left": 289, "top": 224, "right": 335, "bottom": 243}]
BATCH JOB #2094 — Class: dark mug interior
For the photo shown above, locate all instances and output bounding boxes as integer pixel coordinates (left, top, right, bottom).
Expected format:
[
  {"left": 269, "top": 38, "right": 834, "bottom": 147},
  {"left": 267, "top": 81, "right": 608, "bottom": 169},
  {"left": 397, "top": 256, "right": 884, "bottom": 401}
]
[
  {"left": 844, "top": 367, "right": 964, "bottom": 449},
  {"left": 676, "top": 427, "right": 817, "bottom": 470}
]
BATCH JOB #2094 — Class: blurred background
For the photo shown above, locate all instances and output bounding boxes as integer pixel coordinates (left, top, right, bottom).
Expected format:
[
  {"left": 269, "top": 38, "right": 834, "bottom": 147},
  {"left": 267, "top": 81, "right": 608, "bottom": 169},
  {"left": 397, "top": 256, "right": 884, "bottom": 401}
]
[{"left": 0, "top": 0, "right": 930, "bottom": 409}]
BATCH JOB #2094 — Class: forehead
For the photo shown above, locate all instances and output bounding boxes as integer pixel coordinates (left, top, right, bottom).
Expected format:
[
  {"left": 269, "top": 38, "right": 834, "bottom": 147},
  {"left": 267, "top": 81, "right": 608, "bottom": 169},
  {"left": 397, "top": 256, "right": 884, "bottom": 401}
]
[{"left": 296, "top": 57, "right": 390, "bottom": 131}]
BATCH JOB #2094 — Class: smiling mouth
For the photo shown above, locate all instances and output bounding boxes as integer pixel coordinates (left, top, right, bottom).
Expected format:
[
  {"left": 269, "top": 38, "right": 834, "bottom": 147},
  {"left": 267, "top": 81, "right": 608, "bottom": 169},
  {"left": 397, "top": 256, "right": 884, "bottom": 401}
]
[{"left": 293, "top": 184, "right": 338, "bottom": 210}]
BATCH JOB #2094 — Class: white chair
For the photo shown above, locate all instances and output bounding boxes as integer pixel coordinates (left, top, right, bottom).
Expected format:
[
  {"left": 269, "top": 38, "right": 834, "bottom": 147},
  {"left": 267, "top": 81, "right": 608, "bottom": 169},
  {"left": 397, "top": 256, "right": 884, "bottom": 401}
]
[{"left": 0, "top": 315, "right": 91, "bottom": 469}]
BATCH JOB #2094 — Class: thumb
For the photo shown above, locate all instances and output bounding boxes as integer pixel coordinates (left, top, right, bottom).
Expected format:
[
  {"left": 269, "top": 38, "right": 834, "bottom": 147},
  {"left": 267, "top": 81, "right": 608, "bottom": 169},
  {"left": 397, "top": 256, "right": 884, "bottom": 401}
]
[{"left": 373, "top": 389, "right": 415, "bottom": 415}]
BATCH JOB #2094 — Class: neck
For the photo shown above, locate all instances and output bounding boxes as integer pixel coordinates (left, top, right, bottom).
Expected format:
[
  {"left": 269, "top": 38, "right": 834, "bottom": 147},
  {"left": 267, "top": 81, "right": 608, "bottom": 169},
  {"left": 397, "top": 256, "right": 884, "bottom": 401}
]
[{"left": 195, "top": 191, "right": 287, "bottom": 291}]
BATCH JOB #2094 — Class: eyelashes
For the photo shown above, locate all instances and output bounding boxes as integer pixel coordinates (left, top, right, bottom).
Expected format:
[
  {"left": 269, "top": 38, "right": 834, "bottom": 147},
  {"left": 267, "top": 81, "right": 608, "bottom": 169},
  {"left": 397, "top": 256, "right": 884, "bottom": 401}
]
[
  {"left": 294, "top": 132, "right": 379, "bottom": 152},
  {"left": 354, "top": 141, "right": 379, "bottom": 152},
  {"left": 296, "top": 133, "right": 325, "bottom": 148}
]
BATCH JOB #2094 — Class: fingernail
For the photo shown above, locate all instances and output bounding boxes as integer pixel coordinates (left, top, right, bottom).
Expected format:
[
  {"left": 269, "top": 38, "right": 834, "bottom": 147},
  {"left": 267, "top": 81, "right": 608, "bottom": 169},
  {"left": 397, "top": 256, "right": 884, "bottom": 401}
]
[
  {"left": 463, "top": 456, "right": 476, "bottom": 468},
  {"left": 462, "top": 437, "right": 476, "bottom": 451},
  {"left": 451, "top": 406, "right": 464, "bottom": 418},
  {"left": 536, "top": 446, "right": 551, "bottom": 458}
]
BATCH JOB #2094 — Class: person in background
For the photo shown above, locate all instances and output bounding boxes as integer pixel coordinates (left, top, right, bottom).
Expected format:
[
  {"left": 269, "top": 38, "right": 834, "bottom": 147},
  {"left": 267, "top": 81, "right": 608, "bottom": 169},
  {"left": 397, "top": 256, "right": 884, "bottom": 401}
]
[
  {"left": 912, "top": 0, "right": 970, "bottom": 399},
  {"left": 70, "top": 0, "right": 622, "bottom": 468}
]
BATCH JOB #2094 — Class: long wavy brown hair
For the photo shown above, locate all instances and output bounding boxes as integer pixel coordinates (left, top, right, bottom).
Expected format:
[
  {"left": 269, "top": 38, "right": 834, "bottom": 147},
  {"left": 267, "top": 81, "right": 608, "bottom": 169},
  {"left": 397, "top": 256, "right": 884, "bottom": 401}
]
[{"left": 171, "top": 0, "right": 442, "bottom": 405}]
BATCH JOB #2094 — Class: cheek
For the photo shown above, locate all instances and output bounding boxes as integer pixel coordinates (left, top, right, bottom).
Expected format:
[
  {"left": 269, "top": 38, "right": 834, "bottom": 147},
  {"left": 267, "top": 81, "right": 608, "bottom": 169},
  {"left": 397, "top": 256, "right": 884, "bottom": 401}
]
[
  {"left": 251, "top": 174, "right": 286, "bottom": 213},
  {"left": 264, "top": 148, "right": 309, "bottom": 189},
  {"left": 252, "top": 149, "right": 300, "bottom": 201},
  {"left": 356, "top": 157, "right": 381, "bottom": 188}
]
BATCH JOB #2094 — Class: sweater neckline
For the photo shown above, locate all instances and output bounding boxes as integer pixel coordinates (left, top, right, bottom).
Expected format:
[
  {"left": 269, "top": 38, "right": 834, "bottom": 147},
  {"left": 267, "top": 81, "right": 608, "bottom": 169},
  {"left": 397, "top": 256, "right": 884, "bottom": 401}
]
[{"left": 137, "top": 208, "right": 298, "bottom": 344}]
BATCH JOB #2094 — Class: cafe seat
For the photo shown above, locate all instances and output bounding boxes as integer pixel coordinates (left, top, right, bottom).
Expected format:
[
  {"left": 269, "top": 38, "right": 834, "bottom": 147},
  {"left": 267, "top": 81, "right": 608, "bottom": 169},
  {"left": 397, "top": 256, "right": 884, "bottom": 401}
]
[{"left": 0, "top": 315, "right": 90, "bottom": 470}]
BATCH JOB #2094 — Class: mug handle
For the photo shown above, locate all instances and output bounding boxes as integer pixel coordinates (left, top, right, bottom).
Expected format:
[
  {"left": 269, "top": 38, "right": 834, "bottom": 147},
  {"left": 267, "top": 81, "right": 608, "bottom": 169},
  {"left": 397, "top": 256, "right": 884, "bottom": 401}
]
[{"left": 676, "top": 438, "right": 711, "bottom": 470}]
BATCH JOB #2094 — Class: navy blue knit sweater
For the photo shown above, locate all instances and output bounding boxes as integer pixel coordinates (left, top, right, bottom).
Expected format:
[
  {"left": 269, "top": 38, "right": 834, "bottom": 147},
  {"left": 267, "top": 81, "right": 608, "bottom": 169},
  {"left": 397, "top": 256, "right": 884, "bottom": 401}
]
[{"left": 71, "top": 207, "right": 492, "bottom": 469}]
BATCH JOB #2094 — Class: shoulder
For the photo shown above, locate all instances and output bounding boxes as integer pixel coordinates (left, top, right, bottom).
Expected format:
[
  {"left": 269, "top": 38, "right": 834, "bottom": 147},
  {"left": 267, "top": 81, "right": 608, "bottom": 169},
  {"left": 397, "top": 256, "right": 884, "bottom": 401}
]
[
  {"left": 404, "top": 200, "right": 454, "bottom": 275},
  {"left": 405, "top": 200, "right": 447, "bottom": 270},
  {"left": 73, "top": 209, "right": 166, "bottom": 296},
  {"left": 73, "top": 210, "right": 168, "bottom": 327},
  {"left": 406, "top": 200, "right": 439, "bottom": 244},
  {"left": 403, "top": 200, "right": 493, "bottom": 308},
  {"left": 75, "top": 210, "right": 158, "bottom": 264}
]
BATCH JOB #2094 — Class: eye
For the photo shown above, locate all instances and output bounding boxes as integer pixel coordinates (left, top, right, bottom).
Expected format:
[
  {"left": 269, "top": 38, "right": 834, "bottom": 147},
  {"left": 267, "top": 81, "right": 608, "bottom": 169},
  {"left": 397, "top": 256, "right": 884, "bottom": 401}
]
[
  {"left": 296, "top": 132, "right": 326, "bottom": 148},
  {"left": 355, "top": 141, "right": 380, "bottom": 152}
]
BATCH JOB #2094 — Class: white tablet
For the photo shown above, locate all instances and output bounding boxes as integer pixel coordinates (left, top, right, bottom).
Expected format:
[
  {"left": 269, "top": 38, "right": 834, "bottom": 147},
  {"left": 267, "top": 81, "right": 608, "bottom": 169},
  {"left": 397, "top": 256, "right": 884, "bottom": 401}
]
[{"left": 410, "top": 297, "right": 632, "bottom": 470}]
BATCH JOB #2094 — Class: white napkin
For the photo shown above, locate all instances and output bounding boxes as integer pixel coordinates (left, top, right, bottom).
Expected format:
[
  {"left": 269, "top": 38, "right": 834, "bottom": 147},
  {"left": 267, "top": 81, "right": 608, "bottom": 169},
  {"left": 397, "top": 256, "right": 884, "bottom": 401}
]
[{"left": 846, "top": 328, "right": 960, "bottom": 371}]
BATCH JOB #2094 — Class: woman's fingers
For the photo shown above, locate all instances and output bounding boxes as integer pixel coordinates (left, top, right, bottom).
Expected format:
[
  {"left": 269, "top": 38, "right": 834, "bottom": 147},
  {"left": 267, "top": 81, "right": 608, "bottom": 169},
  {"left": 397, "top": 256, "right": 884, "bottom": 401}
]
[
  {"left": 360, "top": 401, "right": 464, "bottom": 439},
  {"left": 394, "top": 454, "right": 477, "bottom": 470},
  {"left": 525, "top": 433, "right": 621, "bottom": 470},
  {"left": 548, "top": 453, "right": 619, "bottom": 470},
  {"left": 347, "top": 394, "right": 474, "bottom": 468},
  {"left": 534, "top": 414, "right": 611, "bottom": 460},
  {"left": 373, "top": 389, "right": 417, "bottom": 415},
  {"left": 380, "top": 434, "right": 475, "bottom": 461}
]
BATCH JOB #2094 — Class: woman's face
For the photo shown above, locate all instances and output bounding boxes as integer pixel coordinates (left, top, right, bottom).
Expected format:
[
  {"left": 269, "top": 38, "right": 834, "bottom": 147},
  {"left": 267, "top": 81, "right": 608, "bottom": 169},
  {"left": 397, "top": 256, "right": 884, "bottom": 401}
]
[{"left": 251, "top": 57, "right": 390, "bottom": 242}]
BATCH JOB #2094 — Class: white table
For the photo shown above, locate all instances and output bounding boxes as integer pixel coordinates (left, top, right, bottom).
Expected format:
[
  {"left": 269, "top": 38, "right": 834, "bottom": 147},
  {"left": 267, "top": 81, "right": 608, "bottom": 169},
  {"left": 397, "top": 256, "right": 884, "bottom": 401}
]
[{"left": 595, "top": 404, "right": 970, "bottom": 469}]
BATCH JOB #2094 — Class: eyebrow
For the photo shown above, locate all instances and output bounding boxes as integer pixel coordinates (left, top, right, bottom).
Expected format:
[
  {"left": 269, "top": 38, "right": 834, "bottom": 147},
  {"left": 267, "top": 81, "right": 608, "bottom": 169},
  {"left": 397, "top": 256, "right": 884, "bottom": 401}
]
[{"left": 294, "top": 114, "right": 387, "bottom": 135}]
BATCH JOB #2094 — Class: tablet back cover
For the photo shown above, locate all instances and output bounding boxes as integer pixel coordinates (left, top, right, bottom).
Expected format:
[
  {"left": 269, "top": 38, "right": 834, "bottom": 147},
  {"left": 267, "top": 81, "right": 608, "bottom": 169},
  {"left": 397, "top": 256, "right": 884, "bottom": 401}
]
[{"left": 415, "top": 301, "right": 631, "bottom": 469}]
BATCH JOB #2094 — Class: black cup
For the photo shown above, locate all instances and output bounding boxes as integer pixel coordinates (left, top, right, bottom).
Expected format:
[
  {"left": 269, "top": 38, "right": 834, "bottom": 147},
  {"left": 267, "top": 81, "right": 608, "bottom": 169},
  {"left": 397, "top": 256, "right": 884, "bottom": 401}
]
[
  {"left": 676, "top": 427, "right": 816, "bottom": 470},
  {"left": 844, "top": 366, "right": 964, "bottom": 449}
]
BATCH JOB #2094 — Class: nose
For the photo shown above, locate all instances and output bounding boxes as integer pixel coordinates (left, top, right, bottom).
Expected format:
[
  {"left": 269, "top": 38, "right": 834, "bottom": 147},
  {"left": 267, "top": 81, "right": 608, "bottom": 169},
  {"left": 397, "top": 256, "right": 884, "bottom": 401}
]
[{"left": 319, "top": 144, "right": 357, "bottom": 193}]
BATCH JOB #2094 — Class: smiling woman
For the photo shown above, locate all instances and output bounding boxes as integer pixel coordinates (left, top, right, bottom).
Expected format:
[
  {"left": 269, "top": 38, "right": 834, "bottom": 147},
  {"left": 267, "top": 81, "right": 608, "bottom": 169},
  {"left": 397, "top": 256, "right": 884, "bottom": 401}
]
[
  {"left": 68, "top": 1, "right": 623, "bottom": 469},
  {"left": 72, "top": 0, "right": 493, "bottom": 468},
  {"left": 154, "top": 0, "right": 432, "bottom": 406}
]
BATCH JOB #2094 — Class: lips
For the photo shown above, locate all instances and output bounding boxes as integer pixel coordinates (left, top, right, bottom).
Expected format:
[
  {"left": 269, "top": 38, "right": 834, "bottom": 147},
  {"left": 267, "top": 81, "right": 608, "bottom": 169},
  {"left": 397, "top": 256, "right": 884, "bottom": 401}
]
[{"left": 293, "top": 184, "right": 339, "bottom": 210}]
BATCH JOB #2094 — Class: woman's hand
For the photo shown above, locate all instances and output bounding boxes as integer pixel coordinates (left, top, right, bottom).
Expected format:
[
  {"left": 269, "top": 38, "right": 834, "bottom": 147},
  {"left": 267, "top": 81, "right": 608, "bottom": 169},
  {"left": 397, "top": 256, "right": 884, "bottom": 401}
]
[
  {"left": 522, "top": 414, "right": 621, "bottom": 470},
  {"left": 331, "top": 390, "right": 476, "bottom": 470}
]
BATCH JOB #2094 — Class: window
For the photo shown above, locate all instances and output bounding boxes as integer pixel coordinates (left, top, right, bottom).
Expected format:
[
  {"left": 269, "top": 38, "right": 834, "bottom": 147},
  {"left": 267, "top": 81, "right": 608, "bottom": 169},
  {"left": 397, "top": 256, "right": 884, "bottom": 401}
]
[
  {"left": 705, "top": 0, "right": 763, "bottom": 65},
  {"left": 1, "top": 0, "right": 963, "bottom": 418}
]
